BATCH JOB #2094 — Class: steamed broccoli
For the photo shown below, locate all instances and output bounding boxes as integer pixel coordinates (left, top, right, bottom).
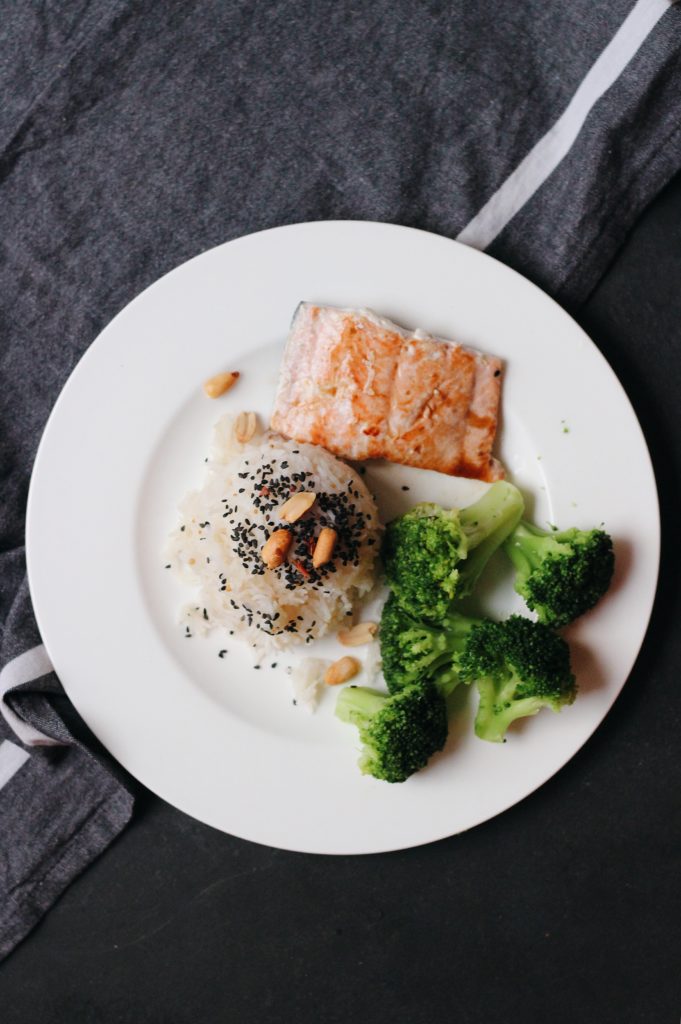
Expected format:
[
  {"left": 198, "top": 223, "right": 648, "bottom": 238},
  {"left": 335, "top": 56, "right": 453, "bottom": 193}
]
[
  {"left": 456, "top": 615, "right": 576, "bottom": 743},
  {"left": 380, "top": 591, "right": 479, "bottom": 697},
  {"left": 335, "top": 682, "right": 448, "bottom": 783},
  {"left": 380, "top": 596, "right": 577, "bottom": 742},
  {"left": 503, "top": 521, "right": 614, "bottom": 627},
  {"left": 382, "top": 482, "right": 524, "bottom": 621}
]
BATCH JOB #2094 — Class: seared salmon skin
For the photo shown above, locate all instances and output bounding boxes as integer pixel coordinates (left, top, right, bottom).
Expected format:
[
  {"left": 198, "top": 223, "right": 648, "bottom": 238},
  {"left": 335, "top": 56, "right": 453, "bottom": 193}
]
[{"left": 270, "top": 304, "right": 504, "bottom": 482}]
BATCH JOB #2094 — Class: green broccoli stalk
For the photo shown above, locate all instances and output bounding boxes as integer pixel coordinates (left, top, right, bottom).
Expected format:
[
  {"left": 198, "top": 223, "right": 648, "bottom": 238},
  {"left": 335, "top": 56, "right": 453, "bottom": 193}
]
[
  {"left": 382, "top": 481, "right": 524, "bottom": 621},
  {"left": 457, "top": 615, "right": 577, "bottom": 743},
  {"left": 503, "top": 521, "right": 614, "bottom": 627},
  {"left": 380, "top": 591, "right": 479, "bottom": 697},
  {"left": 335, "top": 682, "right": 448, "bottom": 783}
]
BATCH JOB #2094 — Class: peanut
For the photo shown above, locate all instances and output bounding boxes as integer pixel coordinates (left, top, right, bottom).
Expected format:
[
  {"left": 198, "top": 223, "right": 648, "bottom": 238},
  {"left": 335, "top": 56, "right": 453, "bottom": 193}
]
[
  {"left": 203, "top": 371, "right": 239, "bottom": 398},
  {"left": 278, "top": 491, "right": 316, "bottom": 523},
  {"left": 338, "top": 622, "right": 378, "bottom": 646},
  {"left": 324, "top": 656, "right": 361, "bottom": 686},
  {"left": 234, "top": 410, "right": 257, "bottom": 443},
  {"left": 261, "top": 529, "right": 292, "bottom": 569},
  {"left": 312, "top": 527, "right": 337, "bottom": 568}
]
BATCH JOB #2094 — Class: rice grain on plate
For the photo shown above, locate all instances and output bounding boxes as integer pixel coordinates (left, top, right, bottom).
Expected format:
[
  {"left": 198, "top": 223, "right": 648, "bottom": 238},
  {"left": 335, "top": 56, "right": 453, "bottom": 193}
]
[{"left": 167, "top": 416, "right": 382, "bottom": 658}]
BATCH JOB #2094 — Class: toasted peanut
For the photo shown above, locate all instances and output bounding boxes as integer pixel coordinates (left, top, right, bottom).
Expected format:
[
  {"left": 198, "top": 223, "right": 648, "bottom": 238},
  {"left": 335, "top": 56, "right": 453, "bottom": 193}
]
[
  {"left": 338, "top": 621, "right": 378, "bottom": 646},
  {"left": 234, "top": 411, "right": 257, "bottom": 443},
  {"left": 312, "top": 527, "right": 337, "bottom": 568},
  {"left": 324, "top": 656, "right": 361, "bottom": 686},
  {"left": 261, "top": 529, "right": 292, "bottom": 569},
  {"left": 278, "top": 491, "right": 316, "bottom": 523},
  {"left": 203, "top": 371, "right": 239, "bottom": 398}
]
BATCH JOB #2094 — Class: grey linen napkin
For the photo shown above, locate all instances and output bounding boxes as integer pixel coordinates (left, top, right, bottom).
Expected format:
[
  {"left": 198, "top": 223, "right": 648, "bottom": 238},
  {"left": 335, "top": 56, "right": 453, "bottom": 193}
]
[{"left": 1, "top": 0, "right": 680, "bottom": 960}]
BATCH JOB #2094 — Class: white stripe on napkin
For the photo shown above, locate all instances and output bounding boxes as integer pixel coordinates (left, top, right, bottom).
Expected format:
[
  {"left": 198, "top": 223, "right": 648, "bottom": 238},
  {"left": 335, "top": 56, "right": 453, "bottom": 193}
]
[
  {"left": 0, "top": 644, "right": 65, "bottom": 747},
  {"left": 0, "top": 740, "right": 31, "bottom": 790},
  {"left": 457, "top": 0, "right": 676, "bottom": 250}
]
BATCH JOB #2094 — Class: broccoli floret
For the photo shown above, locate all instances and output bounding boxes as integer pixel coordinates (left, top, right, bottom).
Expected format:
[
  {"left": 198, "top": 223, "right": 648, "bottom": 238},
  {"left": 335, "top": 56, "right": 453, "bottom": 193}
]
[
  {"left": 335, "top": 682, "right": 448, "bottom": 783},
  {"left": 382, "top": 481, "right": 524, "bottom": 620},
  {"left": 504, "top": 521, "right": 614, "bottom": 627},
  {"left": 457, "top": 615, "right": 577, "bottom": 743},
  {"left": 380, "top": 591, "right": 479, "bottom": 697}
]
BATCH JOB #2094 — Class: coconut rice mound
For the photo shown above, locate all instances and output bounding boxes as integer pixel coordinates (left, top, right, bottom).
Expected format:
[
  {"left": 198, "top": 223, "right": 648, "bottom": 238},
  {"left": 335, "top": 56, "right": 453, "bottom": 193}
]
[{"left": 167, "top": 415, "right": 382, "bottom": 658}]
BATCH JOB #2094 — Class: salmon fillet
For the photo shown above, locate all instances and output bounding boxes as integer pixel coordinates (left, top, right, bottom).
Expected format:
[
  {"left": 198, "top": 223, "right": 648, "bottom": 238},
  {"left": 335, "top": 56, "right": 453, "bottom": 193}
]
[{"left": 270, "top": 304, "right": 504, "bottom": 482}]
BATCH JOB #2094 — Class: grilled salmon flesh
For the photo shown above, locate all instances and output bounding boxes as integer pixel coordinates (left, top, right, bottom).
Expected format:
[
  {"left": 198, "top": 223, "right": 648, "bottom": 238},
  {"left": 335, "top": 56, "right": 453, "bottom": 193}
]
[{"left": 270, "top": 304, "right": 504, "bottom": 482}]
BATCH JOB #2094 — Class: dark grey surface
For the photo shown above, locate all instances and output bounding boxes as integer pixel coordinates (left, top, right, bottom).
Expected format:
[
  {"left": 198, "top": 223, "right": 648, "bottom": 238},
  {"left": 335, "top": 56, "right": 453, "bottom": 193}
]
[{"left": 1, "top": 171, "right": 679, "bottom": 1024}]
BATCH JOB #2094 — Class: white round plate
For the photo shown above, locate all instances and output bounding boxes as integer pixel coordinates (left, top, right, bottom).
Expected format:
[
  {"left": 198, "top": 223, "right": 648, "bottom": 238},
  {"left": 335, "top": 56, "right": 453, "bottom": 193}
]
[{"left": 26, "top": 221, "right": 659, "bottom": 854}]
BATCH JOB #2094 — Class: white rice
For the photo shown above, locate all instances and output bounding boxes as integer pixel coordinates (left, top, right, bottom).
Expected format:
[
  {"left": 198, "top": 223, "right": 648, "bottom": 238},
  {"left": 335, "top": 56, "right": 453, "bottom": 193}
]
[
  {"left": 167, "top": 415, "right": 382, "bottom": 658},
  {"left": 290, "top": 657, "right": 331, "bottom": 712}
]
